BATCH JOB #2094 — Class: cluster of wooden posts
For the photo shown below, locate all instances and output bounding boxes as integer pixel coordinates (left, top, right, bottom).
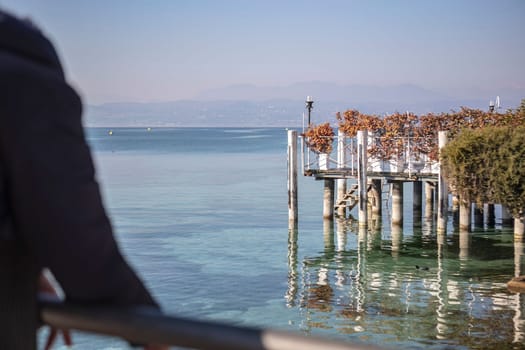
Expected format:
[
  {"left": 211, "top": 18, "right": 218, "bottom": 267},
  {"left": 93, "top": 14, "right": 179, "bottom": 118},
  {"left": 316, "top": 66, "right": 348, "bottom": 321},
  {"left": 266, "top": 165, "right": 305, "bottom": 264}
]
[{"left": 287, "top": 129, "right": 524, "bottom": 239}]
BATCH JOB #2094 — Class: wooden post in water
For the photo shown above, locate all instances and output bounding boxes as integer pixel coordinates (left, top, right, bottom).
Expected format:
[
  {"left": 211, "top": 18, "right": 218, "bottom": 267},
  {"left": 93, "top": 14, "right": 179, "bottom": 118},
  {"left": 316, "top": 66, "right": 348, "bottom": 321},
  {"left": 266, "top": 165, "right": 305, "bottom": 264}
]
[
  {"left": 287, "top": 130, "right": 298, "bottom": 229},
  {"left": 413, "top": 181, "right": 422, "bottom": 226},
  {"left": 437, "top": 131, "right": 448, "bottom": 233},
  {"left": 336, "top": 129, "right": 346, "bottom": 217},
  {"left": 357, "top": 130, "right": 368, "bottom": 227},
  {"left": 391, "top": 181, "right": 403, "bottom": 226}
]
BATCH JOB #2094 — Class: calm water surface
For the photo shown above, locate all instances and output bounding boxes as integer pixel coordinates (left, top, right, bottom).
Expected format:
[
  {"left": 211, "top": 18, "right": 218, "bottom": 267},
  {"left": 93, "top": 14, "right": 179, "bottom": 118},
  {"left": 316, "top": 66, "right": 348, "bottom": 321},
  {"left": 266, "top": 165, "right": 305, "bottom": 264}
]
[{"left": 40, "top": 127, "right": 525, "bottom": 349}]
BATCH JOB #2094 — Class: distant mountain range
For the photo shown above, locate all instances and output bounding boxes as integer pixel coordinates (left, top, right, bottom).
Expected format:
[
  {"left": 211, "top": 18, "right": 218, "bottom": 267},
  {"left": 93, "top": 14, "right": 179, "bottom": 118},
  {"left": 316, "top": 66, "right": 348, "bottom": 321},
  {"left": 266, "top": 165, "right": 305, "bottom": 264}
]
[{"left": 84, "top": 82, "right": 524, "bottom": 127}]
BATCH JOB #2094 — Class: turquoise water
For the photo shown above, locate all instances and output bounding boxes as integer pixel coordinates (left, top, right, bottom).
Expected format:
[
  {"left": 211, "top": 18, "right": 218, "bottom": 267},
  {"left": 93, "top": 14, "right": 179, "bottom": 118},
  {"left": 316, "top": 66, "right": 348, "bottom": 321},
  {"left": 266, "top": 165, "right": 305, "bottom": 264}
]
[{"left": 40, "top": 127, "right": 525, "bottom": 349}]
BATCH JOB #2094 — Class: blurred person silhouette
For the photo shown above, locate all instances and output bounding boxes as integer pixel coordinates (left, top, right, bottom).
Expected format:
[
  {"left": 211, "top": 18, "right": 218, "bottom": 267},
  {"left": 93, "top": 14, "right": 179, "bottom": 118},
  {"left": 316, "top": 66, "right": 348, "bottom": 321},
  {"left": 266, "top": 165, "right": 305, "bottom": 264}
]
[{"left": 0, "top": 9, "right": 167, "bottom": 350}]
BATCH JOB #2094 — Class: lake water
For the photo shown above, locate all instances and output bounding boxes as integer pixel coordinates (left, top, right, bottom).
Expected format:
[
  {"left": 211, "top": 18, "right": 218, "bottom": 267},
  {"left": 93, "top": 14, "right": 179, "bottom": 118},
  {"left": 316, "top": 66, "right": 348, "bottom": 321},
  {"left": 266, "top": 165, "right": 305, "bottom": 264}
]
[{"left": 40, "top": 127, "right": 525, "bottom": 349}]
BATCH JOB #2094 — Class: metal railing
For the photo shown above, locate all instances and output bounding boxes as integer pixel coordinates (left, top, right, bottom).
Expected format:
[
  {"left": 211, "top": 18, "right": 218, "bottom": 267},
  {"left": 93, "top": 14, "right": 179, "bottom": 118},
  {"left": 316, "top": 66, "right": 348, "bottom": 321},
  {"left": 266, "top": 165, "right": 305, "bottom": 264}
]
[
  {"left": 302, "top": 134, "right": 439, "bottom": 176},
  {"left": 39, "top": 298, "right": 385, "bottom": 350}
]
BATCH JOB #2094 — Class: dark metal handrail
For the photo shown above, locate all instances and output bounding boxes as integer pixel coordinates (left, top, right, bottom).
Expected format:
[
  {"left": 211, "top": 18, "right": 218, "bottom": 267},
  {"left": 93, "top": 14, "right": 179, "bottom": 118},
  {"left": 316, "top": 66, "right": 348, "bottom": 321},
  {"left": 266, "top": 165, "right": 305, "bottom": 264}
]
[{"left": 39, "top": 298, "right": 384, "bottom": 350}]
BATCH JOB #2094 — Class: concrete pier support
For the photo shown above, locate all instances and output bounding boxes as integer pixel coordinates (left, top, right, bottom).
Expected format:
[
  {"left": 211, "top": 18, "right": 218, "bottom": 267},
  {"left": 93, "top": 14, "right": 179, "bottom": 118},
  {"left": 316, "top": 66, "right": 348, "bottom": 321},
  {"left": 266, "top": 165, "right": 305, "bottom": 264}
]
[
  {"left": 370, "top": 179, "right": 382, "bottom": 216},
  {"left": 473, "top": 204, "right": 483, "bottom": 228},
  {"left": 459, "top": 200, "right": 471, "bottom": 233},
  {"left": 502, "top": 206, "right": 514, "bottom": 226},
  {"left": 437, "top": 131, "right": 448, "bottom": 233},
  {"left": 413, "top": 181, "right": 422, "bottom": 226},
  {"left": 287, "top": 130, "right": 298, "bottom": 230},
  {"left": 336, "top": 129, "right": 347, "bottom": 217},
  {"left": 515, "top": 216, "right": 525, "bottom": 240},
  {"left": 357, "top": 130, "right": 368, "bottom": 227},
  {"left": 391, "top": 181, "right": 403, "bottom": 226},
  {"left": 424, "top": 182, "right": 434, "bottom": 220},
  {"left": 486, "top": 204, "right": 495, "bottom": 227},
  {"left": 323, "top": 179, "right": 335, "bottom": 220}
]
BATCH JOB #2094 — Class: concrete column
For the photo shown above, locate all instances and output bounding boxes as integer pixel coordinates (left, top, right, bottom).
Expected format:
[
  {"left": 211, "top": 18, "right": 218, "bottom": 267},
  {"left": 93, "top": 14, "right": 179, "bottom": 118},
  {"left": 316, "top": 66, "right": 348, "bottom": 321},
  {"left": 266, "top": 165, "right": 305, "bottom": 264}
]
[
  {"left": 371, "top": 179, "right": 382, "bottom": 216},
  {"left": 437, "top": 131, "right": 448, "bottom": 233},
  {"left": 424, "top": 181, "right": 434, "bottom": 220},
  {"left": 473, "top": 204, "right": 483, "bottom": 228},
  {"left": 323, "top": 179, "right": 335, "bottom": 220},
  {"left": 502, "top": 206, "right": 514, "bottom": 226},
  {"left": 287, "top": 130, "right": 298, "bottom": 230},
  {"left": 515, "top": 216, "right": 525, "bottom": 240},
  {"left": 391, "top": 181, "right": 403, "bottom": 226},
  {"left": 413, "top": 181, "right": 422, "bottom": 226},
  {"left": 486, "top": 204, "right": 495, "bottom": 227},
  {"left": 459, "top": 200, "right": 471, "bottom": 233},
  {"left": 357, "top": 130, "right": 368, "bottom": 227}
]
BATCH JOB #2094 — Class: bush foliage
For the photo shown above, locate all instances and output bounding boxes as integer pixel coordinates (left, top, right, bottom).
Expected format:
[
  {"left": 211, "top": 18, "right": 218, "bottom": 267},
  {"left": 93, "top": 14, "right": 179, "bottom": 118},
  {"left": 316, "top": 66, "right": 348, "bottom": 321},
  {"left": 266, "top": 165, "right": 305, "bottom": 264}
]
[{"left": 441, "top": 125, "right": 525, "bottom": 218}]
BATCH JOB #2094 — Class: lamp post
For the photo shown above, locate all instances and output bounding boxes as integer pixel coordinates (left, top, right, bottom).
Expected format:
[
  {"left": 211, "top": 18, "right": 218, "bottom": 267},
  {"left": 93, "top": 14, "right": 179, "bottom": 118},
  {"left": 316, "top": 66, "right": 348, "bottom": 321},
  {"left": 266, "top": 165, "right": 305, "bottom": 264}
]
[{"left": 305, "top": 96, "right": 313, "bottom": 126}]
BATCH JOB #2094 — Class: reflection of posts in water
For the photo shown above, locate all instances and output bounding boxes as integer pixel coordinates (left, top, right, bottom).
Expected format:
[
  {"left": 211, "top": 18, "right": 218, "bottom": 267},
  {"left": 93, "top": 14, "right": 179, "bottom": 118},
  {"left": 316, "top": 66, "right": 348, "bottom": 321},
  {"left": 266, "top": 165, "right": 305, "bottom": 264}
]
[
  {"left": 285, "top": 229, "right": 298, "bottom": 307},
  {"left": 391, "top": 222, "right": 402, "bottom": 258},
  {"left": 459, "top": 230, "right": 471, "bottom": 261},
  {"left": 436, "top": 238, "right": 450, "bottom": 339},
  {"left": 512, "top": 293, "right": 525, "bottom": 344},
  {"left": 515, "top": 241, "right": 524, "bottom": 278},
  {"left": 413, "top": 181, "right": 422, "bottom": 227},
  {"left": 512, "top": 241, "right": 525, "bottom": 344}
]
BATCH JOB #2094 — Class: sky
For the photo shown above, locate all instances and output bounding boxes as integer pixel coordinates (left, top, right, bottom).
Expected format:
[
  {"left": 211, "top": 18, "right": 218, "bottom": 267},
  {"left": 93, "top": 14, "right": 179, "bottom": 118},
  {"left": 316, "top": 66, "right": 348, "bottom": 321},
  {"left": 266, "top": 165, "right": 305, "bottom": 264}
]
[{"left": 1, "top": 0, "right": 524, "bottom": 105}]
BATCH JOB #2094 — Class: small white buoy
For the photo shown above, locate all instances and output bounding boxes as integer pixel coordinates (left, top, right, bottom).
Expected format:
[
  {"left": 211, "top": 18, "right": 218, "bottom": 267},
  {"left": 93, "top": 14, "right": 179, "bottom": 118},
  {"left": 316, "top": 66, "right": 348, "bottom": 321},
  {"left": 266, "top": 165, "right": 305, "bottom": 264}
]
[
  {"left": 147, "top": 127, "right": 152, "bottom": 131},
  {"left": 108, "top": 130, "right": 113, "bottom": 135}
]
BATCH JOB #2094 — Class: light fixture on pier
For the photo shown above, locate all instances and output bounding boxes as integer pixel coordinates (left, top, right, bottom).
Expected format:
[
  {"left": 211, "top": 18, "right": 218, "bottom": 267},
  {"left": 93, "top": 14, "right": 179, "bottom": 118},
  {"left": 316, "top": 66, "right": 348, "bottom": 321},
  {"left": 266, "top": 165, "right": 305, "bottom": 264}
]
[{"left": 305, "top": 96, "right": 314, "bottom": 126}]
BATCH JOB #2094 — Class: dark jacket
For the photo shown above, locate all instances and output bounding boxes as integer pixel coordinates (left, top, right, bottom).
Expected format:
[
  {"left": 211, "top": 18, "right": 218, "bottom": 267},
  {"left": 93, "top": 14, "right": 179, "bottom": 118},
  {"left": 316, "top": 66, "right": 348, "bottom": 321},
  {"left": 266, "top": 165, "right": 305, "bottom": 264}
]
[{"left": 0, "top": 10, "right": 158, "bottom": 349}]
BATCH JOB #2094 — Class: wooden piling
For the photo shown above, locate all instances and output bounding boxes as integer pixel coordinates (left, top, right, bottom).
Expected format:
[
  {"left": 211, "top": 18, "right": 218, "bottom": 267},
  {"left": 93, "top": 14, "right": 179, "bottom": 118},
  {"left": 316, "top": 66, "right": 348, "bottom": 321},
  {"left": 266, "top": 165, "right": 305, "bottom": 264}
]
[
  {"left": 437, "top": 131, "right": 448, "bottom": 233},
  {"left": 357, "top": 130, "right": 368, "bottom": 227},
  {"left": 391, "top": 181, "right": 403, "bottom": 226},
  {"left": 287, "top": 130, "right": 298, "bottom": 229},
  {"left": 336, "top": 129, "right": 347, "bottom": 217}
]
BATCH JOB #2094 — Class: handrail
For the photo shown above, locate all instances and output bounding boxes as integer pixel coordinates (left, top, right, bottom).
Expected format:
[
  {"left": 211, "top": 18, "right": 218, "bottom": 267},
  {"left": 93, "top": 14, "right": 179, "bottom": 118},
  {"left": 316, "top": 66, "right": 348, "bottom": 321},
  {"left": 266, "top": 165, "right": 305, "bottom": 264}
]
[{"left": 39, "top": 298, "right": 385, "bottom": 350}]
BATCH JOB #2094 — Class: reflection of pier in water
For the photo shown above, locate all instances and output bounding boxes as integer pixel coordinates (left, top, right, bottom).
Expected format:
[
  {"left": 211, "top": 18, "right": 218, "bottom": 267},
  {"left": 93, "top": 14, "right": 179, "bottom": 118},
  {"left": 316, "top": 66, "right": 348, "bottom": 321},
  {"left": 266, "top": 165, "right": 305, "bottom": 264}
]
[{"left": 286, "top": 217, "right": 525, "bottom": 347}]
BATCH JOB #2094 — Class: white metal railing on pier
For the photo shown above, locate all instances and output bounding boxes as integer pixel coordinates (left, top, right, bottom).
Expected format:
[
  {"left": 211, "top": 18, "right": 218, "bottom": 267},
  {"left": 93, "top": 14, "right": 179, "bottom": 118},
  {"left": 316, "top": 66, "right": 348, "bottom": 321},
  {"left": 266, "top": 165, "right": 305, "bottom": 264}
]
[{"left": 302, "top": 134, "right": 439, "bottom": 177}]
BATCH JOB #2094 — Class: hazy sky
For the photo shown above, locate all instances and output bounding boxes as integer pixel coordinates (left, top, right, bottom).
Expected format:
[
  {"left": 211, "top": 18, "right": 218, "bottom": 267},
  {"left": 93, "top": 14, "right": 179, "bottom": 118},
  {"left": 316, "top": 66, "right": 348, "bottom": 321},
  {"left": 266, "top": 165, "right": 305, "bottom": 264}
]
[{"left": 2, "top": 0, "right": 524, "bottom": 104}]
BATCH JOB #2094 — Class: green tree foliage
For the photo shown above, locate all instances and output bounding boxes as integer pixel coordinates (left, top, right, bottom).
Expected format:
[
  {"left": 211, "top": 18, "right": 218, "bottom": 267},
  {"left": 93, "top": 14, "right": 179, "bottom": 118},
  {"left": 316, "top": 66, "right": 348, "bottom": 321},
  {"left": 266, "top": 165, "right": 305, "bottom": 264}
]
[{"left": 441, "top": 125, "right": 525, "bottom": 218}]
